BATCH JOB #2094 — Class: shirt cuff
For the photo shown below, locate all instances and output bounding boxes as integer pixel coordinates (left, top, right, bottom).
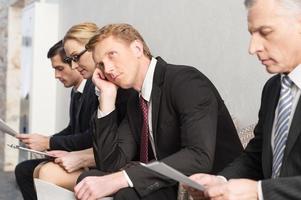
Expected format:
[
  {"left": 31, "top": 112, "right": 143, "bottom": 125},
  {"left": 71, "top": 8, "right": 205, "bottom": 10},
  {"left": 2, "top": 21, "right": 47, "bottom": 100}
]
[
  {"left": 122, "top": 170, "right": 134, "bottom": 187},
  {"left": 216, "top": 175, "right": 228, "bottom": 182},
  {"left": 258, "top": 181, "right": 264, "bottom": 200},
  {"left": 97, "top": 108, "right": 114, "bottom": 118}
]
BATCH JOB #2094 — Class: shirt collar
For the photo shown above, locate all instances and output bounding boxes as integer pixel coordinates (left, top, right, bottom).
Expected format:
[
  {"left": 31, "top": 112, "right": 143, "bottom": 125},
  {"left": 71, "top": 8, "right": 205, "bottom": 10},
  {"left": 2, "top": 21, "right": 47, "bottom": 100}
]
[
  {"left": 74, "top": 79, "right": 87, "bottom": 94},
  {"left": 288, "top": 64, "right": 301, "bottom": 90},
  {"left": 141, "top": 57, "right": 157, "bottom": 102}
]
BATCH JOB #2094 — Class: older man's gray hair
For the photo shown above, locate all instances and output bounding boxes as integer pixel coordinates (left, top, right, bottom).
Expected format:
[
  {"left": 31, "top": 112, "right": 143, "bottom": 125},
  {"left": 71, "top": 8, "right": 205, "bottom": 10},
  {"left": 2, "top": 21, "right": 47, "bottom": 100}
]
[{"left": 245, "top": 0, "right": 301, "bottom": 13}]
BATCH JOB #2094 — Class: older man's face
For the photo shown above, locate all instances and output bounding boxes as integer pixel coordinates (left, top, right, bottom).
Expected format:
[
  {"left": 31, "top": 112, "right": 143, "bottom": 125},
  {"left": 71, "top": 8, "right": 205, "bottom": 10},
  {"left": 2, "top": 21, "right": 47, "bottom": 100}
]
[{"left": 247, "top": 0, "right": 301, "bottom": 74}]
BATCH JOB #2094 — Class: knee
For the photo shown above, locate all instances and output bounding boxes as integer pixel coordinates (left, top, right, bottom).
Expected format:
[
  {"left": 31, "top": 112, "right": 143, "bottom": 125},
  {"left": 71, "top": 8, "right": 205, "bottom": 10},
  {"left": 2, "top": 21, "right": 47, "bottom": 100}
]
[
  {"left": 15, "top": 162, "right": 24, "bottom": 179},
  {"left": 38, "top": 162, "right": 62, "bottom": 184},
  {"left": 15, "top": 161, "right": 32, "bottom": 181}
]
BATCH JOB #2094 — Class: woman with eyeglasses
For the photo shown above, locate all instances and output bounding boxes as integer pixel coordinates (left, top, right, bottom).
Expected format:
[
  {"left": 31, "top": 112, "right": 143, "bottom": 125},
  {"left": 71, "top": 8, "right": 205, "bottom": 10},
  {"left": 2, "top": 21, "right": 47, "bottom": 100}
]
[{"left": 64, "top": 22, "right": 98, "bottom": 79}]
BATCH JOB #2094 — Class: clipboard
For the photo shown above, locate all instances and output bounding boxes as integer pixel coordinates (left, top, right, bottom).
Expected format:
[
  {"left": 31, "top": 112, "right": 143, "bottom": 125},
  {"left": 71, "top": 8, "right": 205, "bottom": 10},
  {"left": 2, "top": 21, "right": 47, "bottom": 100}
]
[
  {"left": 0, "top": 118, "right": 18, "bottom": 137},
  {"left": 7, "top": 144, "right": 56, "bottom": 158},
  {"left": 142, "top": 161, "right": 204, "bottom": 191}
]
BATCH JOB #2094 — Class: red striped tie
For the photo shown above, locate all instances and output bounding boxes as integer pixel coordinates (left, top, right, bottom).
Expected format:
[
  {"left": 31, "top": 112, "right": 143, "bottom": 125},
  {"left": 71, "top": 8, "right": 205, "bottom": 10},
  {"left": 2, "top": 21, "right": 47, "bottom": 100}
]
[{"left": 139, "top": 96, "right": 149, "bottom": 163}]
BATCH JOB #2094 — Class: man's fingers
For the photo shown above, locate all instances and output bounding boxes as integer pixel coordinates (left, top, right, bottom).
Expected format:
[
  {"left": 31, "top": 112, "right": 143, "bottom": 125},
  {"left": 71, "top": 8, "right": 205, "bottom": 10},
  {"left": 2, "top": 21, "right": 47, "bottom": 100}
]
[
  {"left": 75, "top": 180, "right": 89, "bottom": 199},
  {"left": 16, "top": 134, "right": 30, "bottom": 139},
  {"left": 54, "top": 158, "right": 62, "bottom": 164},
  {"left": 184, "top": 185, "right": 206, "bottom": 200},
  {"left": 205, "top": 184, "right": 225, "bottom": 198},
  {"left": 74, "top": 179, "right": 85, "bottom": 194}
]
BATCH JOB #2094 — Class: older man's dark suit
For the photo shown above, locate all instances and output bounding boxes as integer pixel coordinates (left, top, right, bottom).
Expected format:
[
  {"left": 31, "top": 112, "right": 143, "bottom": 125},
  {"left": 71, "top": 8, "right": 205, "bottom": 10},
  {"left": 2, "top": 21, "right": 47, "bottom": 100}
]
[
  {"left": 221, "top": 74, "right": 301, "bottom": 199},
  {"left": 91, "top": 57, "right": 243, "bottom": 199}
]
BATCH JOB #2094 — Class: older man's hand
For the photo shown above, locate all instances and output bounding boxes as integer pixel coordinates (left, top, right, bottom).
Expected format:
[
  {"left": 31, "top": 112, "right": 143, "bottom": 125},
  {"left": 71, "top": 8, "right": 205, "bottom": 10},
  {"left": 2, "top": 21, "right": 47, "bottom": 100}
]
[
  {"left": 184, "top": 173, "right": 227, "bottom": 200},
  {"left": 205, "top": 179, "right": 258, "bottom": 200}
]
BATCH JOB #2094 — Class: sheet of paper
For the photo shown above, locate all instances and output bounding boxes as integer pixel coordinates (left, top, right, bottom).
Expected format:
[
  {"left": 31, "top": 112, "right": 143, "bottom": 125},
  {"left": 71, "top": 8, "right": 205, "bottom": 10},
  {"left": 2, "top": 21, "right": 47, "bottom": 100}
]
[
  {"left": 34, "top": 178, "right": 76, "bottom": 200},
  {"left": 142, "top": 161, "right": 204, "bottom": 191},
  {"left": 0, "top": 118, "right": 18, "bottom": 137},
  {"left": 34, "top": 179, "right": 113, "bottom": 200}
]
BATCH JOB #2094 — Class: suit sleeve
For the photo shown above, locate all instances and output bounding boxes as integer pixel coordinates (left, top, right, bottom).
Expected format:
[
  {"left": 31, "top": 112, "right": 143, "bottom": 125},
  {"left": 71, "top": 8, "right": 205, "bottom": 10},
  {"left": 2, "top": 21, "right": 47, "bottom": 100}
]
[
  {"left": 93, "top": 110, "right": 137, "bottom": 171},
  {"left": 49, "top": 127, "right": 93, "bottom": 151},
  {"left": 261, "top": 176, "right": 301, "bottom": 199},
  {"left": 49, "top": 88, "right": 98, "bottom": 151},
  {"left": 126, "top": 68, "right": 223, "bottom": 196},
  {"left": 92, "top": 89, "right": 136, "bottom": 171}
]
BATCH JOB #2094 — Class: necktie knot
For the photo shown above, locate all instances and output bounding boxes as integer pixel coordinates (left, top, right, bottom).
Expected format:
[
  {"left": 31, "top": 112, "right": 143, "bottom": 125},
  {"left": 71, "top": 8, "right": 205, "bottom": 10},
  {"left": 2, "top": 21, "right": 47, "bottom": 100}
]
[{"left": 281, "top": 75, "right": 293, "bottom": 89}]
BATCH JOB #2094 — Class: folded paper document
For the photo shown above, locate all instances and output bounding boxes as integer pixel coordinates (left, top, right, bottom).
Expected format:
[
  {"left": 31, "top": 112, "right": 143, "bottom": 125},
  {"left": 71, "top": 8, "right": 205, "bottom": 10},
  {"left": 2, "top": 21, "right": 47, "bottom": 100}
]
[
  {"left": 34, "top": 178, "right": 76, "bottom": 200},
  {"left": 142, "top": 161, "right": 204, "bottom": 191},
  {"left": 0, "top": 118, "right": 17, "bottom": 137}
]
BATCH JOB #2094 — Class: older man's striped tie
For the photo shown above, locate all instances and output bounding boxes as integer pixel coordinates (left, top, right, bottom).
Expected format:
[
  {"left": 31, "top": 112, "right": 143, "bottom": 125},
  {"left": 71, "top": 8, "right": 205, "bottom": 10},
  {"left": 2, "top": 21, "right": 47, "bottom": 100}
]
[{"left": 272, "top": 75, "right": 293, "bottom": 178}]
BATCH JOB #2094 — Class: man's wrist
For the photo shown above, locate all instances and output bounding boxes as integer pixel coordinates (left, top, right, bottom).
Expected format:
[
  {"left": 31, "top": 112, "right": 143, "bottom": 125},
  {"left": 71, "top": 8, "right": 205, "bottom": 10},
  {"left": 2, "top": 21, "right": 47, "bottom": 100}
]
[
  {"left": 99, "top": 92, "right": 117, "bottom": 113},
  {"left": 114, "top": 171, "right": 130, "bottom": 190},
  {"left": 122, "top": 170, "right": 133, "bottom": 187}
]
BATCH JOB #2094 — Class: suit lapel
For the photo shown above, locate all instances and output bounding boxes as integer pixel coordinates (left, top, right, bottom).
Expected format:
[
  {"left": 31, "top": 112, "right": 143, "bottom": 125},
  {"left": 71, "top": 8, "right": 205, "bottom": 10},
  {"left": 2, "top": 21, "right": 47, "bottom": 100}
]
[
  {"left": 151, "top": 84, "right": 161, "bottom": 144},
  {"left": 76, "top": 80, "right": 91, "bottom": 123},
  {"left": 150, "top": 57, "right": 166, "bottom": 144},
  {"left": 127, "top": 92, "right": 141, "bottom": 143},
  {"left": 262, "top": 76, "right": 281, "bottom": 177},
  {"left": 70, "top": 90, "right": 75, "bottom": 125}
]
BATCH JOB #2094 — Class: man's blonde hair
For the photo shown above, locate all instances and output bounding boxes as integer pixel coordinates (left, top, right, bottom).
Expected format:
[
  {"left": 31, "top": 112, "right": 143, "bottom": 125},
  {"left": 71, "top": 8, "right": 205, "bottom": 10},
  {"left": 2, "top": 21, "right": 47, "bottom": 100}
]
[
  {"left": 63, "top": 22, "right": 98, "bottom": 45},
  {"left": 86, "top": 23, "right": 152, "bottom": 59}
]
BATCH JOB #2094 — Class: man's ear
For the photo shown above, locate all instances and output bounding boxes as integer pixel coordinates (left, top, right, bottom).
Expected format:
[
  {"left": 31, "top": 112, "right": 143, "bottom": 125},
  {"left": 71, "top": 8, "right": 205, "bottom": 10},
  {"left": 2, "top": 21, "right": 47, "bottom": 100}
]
[
  {"left": 297, "top": 15, "right": 301, "bottom": 34},
  {"left": 130, "top": 40, "right": 144, "bottom": 58}
]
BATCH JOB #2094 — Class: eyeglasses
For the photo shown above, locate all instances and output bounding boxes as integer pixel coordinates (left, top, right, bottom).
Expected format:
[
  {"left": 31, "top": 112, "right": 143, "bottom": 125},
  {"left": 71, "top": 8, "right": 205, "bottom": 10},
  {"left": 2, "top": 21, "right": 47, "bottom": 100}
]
[{"left": 64, "top": 49, "right": 87, "bottom": 63}]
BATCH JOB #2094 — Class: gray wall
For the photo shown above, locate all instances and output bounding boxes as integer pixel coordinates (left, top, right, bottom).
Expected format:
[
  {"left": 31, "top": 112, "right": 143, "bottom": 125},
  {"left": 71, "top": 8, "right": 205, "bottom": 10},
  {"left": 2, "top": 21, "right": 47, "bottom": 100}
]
[{"left": 58, "top": 0, "right": 271, "bottom": 128}]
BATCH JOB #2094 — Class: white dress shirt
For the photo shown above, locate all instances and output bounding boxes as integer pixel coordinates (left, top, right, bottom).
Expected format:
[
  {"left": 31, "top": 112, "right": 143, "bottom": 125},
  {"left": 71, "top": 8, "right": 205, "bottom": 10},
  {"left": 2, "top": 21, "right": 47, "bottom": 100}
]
[{"left": 75, "top": 78, "right": 87, "bottom": 94}]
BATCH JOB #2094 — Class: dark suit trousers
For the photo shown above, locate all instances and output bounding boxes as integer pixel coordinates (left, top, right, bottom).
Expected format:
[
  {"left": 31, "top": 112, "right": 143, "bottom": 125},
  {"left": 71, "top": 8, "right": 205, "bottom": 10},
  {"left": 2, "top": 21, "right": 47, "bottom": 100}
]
[
  {"left": 15, "top": 159, "right": 47, "bottom": 200},
  {"left": 77, "top": 170, "right": 177, "bottom": 200}
]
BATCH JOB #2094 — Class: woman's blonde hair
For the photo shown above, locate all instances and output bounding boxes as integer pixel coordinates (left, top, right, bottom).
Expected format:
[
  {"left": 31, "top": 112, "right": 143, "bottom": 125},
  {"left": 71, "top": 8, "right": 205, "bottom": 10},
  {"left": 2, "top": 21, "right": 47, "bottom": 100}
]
[{"left": 63, "top": 22, "right": 98, "bottom": 45}]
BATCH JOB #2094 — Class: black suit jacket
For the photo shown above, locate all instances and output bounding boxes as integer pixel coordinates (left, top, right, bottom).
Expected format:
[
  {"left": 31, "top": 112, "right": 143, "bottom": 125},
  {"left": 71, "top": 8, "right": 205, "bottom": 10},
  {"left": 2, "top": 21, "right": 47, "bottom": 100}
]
[
  {"left": 93, "top": 57, "right": 243, "bottom": 197},
  {"left": 49, "top": 79, "right": 98, "bottom": 151},
  {"left": 220, "top": 74, "right": 301, "bottom": 199}
]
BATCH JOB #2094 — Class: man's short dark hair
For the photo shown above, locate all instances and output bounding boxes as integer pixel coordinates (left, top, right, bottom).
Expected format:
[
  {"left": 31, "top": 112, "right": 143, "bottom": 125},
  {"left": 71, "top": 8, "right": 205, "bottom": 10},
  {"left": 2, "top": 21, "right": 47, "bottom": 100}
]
[{"left": 47, "top": 40, "right": 70, "bottom": 64}]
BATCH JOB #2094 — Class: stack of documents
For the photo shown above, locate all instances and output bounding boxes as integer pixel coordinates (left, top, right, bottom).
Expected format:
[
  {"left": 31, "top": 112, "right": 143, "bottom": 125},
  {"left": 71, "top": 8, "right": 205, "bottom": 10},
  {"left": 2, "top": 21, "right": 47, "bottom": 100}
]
[{"left": 0, "top": 118, "right": 17, "bottom": 137}]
